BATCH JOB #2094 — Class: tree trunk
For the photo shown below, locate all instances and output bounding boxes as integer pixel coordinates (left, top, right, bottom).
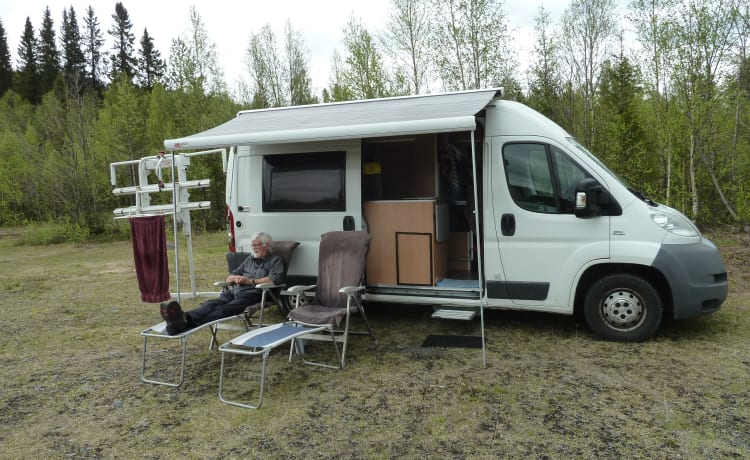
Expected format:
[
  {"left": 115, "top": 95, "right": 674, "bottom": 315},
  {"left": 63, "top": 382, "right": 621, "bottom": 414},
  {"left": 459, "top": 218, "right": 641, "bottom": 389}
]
[
  {"left": 689, "top": 132, "right": 698, "bottom": 219},
  {"left": 702, "top": 152, "right": 738, "bottom": 221}
]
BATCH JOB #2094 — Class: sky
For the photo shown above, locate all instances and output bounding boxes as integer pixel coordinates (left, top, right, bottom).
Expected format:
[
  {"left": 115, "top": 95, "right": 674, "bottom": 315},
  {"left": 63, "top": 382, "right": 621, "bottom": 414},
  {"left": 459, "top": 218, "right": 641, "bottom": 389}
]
[{"left": 0, "top": 0, "right": 621, "bottom": 95}]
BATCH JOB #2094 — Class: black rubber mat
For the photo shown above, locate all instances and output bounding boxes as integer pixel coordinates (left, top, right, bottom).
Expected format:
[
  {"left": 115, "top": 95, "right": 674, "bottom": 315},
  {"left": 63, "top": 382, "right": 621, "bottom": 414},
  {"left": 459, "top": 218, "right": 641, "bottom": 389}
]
[{"left": 421, "top": 335, "right": 483, "bottom": 348}]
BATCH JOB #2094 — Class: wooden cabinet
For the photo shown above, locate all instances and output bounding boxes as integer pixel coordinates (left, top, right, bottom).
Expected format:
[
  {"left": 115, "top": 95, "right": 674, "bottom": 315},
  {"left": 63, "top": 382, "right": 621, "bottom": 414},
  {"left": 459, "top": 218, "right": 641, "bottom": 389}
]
[{"left": 364, "top": 200, "right": 446, "bottom": 285}]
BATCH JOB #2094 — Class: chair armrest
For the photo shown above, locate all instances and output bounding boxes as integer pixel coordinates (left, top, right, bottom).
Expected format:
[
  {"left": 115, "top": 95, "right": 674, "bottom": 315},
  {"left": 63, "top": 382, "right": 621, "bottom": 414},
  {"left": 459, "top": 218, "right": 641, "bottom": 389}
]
[
  {"left": 255, "top": 282, "right": 284, "bottom": 289},
  {"left": 215, "top": 281, "right": 283, "bottom": 289},
  {"left": 339, "top": 285, "right": 365, "bottom": 294},
  {"left": 286, "top": 284, "right": 317, "bottom": 294}
]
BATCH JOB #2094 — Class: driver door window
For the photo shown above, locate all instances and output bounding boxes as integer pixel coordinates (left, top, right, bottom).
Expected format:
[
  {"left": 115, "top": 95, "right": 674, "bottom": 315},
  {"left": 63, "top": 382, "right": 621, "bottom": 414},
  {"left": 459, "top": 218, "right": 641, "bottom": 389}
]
[{"left": 503, "top": 143, "right": 591, "bottom": 214}]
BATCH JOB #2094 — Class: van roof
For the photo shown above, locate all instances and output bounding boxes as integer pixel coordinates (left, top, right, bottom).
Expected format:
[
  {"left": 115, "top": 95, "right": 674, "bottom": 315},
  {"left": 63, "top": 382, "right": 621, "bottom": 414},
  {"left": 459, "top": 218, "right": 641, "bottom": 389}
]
[{"left": 164, "top": 88, "right": 501, "bottom": 150}]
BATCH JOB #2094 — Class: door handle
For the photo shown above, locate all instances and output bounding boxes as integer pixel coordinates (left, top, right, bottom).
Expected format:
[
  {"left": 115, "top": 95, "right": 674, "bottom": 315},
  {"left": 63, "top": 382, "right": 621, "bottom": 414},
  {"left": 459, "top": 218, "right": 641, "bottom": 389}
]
[{"left": 501, "top": 214, "right": 515, "bottom": 236}]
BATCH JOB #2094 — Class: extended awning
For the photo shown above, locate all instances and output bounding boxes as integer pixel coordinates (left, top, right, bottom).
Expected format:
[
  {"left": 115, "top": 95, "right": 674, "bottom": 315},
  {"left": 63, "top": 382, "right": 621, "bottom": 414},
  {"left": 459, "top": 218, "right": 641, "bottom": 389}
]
[{"left": 164, "top": 88, "right": 501, "bottom": 151}]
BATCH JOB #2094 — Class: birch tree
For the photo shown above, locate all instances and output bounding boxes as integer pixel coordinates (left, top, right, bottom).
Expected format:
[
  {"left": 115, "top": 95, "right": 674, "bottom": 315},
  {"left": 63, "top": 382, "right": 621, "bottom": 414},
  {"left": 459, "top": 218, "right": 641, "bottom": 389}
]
[
  {"left": 285, "top": 21, "right": 317, "bottom": 105},
  {"left": 168, "top": 6, "right": 226, "bottom": 95},
  {"left": 383, "top": 0, "right": 432, "bottom": 94},
  {"left": 244, "top": 21, "right": 316, "bottom": 108},
  {"left": 330, "top": 18, "right": 392, "bottom": 100},
  {"left": 245, "top": 24, "right": 285, "bottom": 107},
  {"left": 36, "top": 88, "right": 105, "bottom": 230},
  {"left": 430, "top": 0, "right": 514, "bottom": 91},
  {"left": 670, "top": 0, "right": 739, "bottom": 221},
  {"left": 560, "top": 0, "right": 616, "bottom": 144},
  {"left": 526, "top": 5, "right": 563, "bottom": 124},
  {"left": 630, "top": 0, "right": 680, "bottom": 205}
]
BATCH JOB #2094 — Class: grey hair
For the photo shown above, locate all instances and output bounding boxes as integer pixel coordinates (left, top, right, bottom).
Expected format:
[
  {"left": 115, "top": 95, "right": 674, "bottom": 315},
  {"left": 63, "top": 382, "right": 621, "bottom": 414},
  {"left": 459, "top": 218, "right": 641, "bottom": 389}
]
[{"left": 251, "top": 231, "right": 272, "bottom": 246}]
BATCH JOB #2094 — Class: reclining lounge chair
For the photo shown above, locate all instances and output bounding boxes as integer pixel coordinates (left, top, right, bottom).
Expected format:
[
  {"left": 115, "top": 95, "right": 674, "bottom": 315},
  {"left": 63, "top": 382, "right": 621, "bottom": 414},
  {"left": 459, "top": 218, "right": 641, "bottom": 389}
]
[
  {"left": 218, "top": 231, "right": 374, "bottom": 408},
  {"left": 139, "top": 240, "right": 299, "bottom": 387}
]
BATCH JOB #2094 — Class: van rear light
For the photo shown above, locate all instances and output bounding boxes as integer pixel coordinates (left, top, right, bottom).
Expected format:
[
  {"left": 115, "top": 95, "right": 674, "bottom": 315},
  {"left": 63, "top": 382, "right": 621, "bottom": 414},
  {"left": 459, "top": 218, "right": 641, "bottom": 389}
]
[{"left": 226, "top": 205, "right": 236, "bottom": 252}]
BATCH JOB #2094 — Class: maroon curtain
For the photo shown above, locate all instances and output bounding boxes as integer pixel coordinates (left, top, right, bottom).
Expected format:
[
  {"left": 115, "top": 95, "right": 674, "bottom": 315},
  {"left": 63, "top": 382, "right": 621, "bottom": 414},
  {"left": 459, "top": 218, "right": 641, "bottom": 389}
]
[{"left": 130, "top": 215, "right": 170, "bottom": 303}]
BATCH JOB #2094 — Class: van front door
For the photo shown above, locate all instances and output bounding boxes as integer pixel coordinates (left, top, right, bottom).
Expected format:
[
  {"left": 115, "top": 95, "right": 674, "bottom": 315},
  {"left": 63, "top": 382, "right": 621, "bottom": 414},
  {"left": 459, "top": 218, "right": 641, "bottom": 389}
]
[{"left": 486, "top": 138, "right": 610, "bottom": 310}]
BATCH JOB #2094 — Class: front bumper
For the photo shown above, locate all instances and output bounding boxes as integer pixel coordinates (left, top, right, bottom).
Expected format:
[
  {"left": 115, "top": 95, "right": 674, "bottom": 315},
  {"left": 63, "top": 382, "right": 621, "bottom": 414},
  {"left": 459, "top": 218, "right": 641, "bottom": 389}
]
[{"left": 652, "top": 238, "right": 728, "bottom": 319}]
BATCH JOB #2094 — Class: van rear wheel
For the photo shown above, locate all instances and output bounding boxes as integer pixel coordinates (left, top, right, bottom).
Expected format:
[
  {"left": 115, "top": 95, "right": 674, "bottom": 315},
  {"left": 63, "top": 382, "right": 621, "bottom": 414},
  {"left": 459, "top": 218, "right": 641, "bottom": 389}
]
[{"left": 584, "top": 273, "right": 662, "bottom": 342}]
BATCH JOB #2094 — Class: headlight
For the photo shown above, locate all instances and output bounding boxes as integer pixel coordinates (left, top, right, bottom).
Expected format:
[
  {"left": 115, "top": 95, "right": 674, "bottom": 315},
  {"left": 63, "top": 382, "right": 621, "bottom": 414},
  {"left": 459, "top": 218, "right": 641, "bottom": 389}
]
[{"left": 649, "top": 207, "right": 700, "bottom": 237}]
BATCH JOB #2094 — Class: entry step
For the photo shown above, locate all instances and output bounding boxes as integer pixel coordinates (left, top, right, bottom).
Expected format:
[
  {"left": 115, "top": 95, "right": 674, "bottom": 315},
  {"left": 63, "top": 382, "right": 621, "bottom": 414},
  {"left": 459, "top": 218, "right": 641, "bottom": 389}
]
[{"left": 432, "top": 308, "right": 477, "bottom": 320}]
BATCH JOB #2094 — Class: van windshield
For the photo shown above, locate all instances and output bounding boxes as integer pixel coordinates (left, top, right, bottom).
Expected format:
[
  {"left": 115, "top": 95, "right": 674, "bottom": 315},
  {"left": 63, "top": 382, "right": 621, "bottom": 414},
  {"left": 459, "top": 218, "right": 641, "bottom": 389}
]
[
  {"left": 566, "top": 137, "right": 657, "bottom": 205},
  {"left": 566, "top": 137, "right": 626, "bottom": 184}
]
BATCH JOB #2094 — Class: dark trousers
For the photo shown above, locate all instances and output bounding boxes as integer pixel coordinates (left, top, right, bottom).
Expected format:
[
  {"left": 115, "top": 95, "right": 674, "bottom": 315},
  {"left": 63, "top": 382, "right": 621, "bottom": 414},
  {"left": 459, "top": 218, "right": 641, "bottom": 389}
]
[{"left": 186, "top": 289, "right": 261, "bottom": 327}]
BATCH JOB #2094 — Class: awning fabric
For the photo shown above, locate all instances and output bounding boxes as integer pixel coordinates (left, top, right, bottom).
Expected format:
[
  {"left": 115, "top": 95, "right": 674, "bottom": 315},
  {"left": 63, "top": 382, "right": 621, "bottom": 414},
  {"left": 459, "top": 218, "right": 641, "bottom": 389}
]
[{"left": 164, "top": 88, "right": 501, "bottom": 150}]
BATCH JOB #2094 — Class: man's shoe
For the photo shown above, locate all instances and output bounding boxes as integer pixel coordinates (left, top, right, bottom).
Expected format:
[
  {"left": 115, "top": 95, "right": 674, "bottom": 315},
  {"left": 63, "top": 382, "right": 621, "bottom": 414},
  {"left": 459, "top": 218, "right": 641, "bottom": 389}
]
[{"left": 160, "top": 301, "right": 187, "bottom": 335}]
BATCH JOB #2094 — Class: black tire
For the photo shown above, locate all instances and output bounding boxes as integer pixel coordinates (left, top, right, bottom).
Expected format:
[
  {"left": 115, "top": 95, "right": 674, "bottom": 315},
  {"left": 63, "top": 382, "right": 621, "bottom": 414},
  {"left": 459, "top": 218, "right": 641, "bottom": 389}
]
[{"left": 583, "top": 273, "right": 663, "bottom": 342}]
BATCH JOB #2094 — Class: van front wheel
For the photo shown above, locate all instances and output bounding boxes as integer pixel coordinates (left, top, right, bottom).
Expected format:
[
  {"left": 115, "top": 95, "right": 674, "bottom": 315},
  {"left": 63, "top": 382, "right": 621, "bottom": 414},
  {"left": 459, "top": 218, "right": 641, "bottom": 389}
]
[{"left": 584, "top": 274, "right": 662, "bottom": 342}]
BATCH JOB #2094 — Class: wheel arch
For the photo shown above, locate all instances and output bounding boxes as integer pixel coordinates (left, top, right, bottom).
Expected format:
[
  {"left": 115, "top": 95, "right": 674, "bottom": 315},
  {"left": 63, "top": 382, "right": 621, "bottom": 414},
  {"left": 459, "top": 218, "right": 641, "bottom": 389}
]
[{"left": 573, "top": 263, "right": 673, "bottom": 319}]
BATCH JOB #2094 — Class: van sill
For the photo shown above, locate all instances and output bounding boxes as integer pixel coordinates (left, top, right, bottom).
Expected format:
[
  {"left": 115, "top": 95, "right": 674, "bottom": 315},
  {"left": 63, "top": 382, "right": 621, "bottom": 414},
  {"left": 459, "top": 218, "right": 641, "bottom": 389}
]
[{"left": 365, "top": 284, "right": 480, "bottom": 299}]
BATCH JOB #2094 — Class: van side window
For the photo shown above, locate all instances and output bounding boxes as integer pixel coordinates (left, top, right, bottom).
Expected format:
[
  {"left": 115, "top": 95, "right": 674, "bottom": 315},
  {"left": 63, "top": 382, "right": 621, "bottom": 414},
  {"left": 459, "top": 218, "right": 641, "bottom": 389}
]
[
  {"left": 503, "top": 143, "right": 591, "bottom": 214},
  {"left": 262, "top": 151, "right": 346, "bottom": 212}
]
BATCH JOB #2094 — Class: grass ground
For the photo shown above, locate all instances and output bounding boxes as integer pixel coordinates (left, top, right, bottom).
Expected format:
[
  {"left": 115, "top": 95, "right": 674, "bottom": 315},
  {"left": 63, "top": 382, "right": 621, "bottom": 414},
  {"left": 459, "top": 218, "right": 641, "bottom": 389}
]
[{"left": 0, "top": 228, "right": 748, "bottom": 459}]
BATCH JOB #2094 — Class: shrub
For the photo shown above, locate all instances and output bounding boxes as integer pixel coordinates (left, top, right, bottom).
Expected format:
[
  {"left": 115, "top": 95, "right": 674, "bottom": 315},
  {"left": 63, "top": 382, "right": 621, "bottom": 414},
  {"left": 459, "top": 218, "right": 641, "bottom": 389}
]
[{"left": 17, "top": 220, "right": 90, "bottom": 246}]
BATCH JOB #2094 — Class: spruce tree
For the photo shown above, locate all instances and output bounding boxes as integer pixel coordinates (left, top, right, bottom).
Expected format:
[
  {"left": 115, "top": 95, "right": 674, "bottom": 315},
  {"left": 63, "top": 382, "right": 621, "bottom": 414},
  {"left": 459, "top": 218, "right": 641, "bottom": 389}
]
[
  {"left": 137, "top": 28, "right": 165, "bottom": 90},
  {"left": 108, "top": 2, "right": 137, "bottom": 81},
  {"left": 16, "top": 17, "right": 39, "bottom": 103},
  {"left": 61, "top": 7, "right": 86, "bottom": 89},
  {"left": 0, "top": 19, "right": 13, "bottom": 95},
  {"left": 83, "top": 6, "right": 106, "bottom": 91},
  {"left": 37, "top": 6, "right": 61, "bottom": 96}
]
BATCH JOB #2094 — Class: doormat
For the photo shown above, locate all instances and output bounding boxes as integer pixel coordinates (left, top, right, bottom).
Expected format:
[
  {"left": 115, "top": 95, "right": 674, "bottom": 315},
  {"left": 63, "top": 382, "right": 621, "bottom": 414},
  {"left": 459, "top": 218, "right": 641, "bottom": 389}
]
[
  {"left": 421, "top": 335, "right": 483, "bottom": 348},
  {"left": 436, "top": 278, "right": 480, "bottom": 289}
]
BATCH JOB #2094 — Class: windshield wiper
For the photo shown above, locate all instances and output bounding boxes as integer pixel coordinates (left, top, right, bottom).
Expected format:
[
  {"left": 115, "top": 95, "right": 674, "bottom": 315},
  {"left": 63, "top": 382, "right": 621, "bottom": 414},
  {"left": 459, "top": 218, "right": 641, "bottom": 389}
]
[{"left": 629, "top": 187, "right": 657, "bottom": 206}]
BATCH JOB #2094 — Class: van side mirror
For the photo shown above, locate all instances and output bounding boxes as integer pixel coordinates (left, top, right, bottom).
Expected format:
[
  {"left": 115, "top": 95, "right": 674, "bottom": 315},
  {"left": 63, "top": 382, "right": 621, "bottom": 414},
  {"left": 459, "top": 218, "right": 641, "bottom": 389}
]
[{"left": 574, "top": 178, "right": 621, "bottom": 218}]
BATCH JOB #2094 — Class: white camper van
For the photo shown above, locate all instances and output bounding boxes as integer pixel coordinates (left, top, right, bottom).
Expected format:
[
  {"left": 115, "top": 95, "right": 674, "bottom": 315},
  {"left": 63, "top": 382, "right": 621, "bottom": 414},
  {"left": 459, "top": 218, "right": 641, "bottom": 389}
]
[{"left": 164, "top": 88, "right": 728, "bottom": 342}]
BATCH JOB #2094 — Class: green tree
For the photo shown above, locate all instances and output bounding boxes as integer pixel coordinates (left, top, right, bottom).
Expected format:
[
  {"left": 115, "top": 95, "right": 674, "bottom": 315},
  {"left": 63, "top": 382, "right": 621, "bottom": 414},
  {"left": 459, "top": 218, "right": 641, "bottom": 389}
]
[
  {"left": 594, "top": 48, "right": 658, "bottom": 194},
  {"left": 0, "top": 92, "right": 34, "bottom": 224},
  {"left": 16, "top": 17, "right": 39, "bottom": 103},
  {"left": 0, "top": 20, "right": 13, "bottom": 96},
  {"left": 144, "top": 82, "right": 174, "bottom": 149},
  {"left": 243, "top": 21, "right": 317, "bottom": 108},
  {"left": 95, "top": 74, "right": 148, "bottom": 220},
  {"left": 35, "top": 88, "right": 107, "bottom": 230},
  {"left": 245, "top": 24, "right": 285, "bottom": 108},
  {"left": 137, "top": 28, "right": 166, "bottom": 90},
  {"left": 109, "top": 2, "right": 137, "bottom": 81},
  {"left": 37, "top": 7, "right": 60, "bottom": 96},
  {"left": 630, "top": 0, "right": 680, "bottom": 206},
  {"left": 670, "top": 0, "right": 739, "bottom": 223},
  {"left": 331, "top": 17, "right": 392, "bottom": 100},
  {"left": 82, "top": 6, "right": 106, "bottom": 91},
  {"left": 430, "top": 0, "right": 515, "bottom": 91},
  {"left": 285, "top": 21, "right": 317, "bottom": 106},
  {"left": 168, "top": 6, "right": 226, "bottom": 96},
  {"left": 61, "top": 7, "right": 87, "bottom": 91},
  {"left": 383, "top": 0, "right": 432, "bottom": 94},
  {"left": 526, "top": 5, "right": 563, "bottom": 124},
  {"left": 324, "top": 50, "right": 356, "bottom": 102},
  {"left": 727, "top": 4, "right": 750, "bottom": 221},
  {"left": 560, "top": 0, "right": 616, "bottom": 145}
]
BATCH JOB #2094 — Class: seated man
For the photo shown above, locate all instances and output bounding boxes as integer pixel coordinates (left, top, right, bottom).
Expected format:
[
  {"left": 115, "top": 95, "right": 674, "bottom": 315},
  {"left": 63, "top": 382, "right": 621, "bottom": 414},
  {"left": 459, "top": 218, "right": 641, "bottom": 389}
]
[{"left": 160, "top": 231, "right": 285, "bottom": 335}]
